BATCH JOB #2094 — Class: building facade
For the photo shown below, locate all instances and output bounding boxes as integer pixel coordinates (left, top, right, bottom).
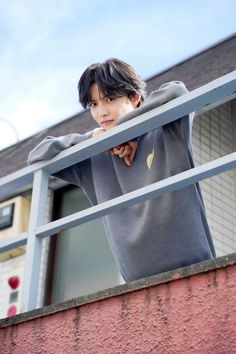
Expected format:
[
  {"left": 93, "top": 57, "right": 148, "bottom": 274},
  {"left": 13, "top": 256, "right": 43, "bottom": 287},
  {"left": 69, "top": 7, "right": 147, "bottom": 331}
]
[{"left": 0, "top": 34, "right": 235, "bottom": 318}]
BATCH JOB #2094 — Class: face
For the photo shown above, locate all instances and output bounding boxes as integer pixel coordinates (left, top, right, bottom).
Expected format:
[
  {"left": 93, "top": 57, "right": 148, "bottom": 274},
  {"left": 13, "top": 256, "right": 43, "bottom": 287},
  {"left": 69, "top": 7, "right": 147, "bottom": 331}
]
[{"left": 89, "top": 83, "right": 140, "bottom": 130}]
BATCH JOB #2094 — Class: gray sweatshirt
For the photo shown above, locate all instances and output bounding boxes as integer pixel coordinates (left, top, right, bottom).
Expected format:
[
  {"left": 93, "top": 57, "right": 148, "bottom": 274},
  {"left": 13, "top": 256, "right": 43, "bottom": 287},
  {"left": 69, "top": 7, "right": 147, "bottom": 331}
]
[{"left": 28, "top": 82, "right": 216, "bottom": 281}]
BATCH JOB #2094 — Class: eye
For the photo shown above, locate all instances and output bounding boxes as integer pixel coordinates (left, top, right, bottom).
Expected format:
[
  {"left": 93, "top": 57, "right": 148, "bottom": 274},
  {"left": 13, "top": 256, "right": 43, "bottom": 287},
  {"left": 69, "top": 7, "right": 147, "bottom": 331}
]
[
  {"left": 106, "top": 97, "right": 116, "bottom": 103},
  {"left": 88, "top": 102, "right": 97, "bottom": 108}
]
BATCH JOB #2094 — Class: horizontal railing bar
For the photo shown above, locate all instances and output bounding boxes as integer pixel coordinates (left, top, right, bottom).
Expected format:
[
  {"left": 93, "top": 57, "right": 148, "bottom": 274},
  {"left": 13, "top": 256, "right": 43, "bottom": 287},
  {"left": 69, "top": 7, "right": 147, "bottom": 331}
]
[
  {"left": 27, "top": 70, "right": 236, "bottom": 176},
  {"left": 36, "top": 152, "right": 236, "bottom": 238},
  {"left": 0, "top": 233, "right": 27, "bottom": 253},
  {"left": 0, "top": 70, "right": 235, "bottom": 201},
  {"left": 0, "top": 167, "right": 34, "bottom": 201}
]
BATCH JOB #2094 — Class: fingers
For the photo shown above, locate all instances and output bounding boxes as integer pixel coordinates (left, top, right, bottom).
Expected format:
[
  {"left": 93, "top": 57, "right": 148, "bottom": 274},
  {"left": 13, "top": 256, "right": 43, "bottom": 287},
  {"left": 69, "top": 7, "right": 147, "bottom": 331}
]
[
  {"left": 118, "top": 145, "right": 131, "bottom": 158},
  {"left": 112, "top": 145, "right": 130, "bottom": 158},
  {"left": 121, "top": 141, "right": 138, "bottom": 166},
  {"left": 127, "top": 141, "right": 137, "bottom": 164},
  {"left": 124, "top": 156, "right": 131, "bottom": 166},
  {"left": 112, "top": 145, "right": 125, "bottom": 155},
  {"left": 111, "top": 141, "right": 138, "bottom": 166}
]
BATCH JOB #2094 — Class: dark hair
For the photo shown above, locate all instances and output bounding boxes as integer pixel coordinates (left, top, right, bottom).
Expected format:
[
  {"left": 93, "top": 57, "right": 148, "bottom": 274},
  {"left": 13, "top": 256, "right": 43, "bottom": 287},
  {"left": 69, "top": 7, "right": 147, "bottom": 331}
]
[{"left": 78, "top": 58, "right": 147, "bottom": 109}]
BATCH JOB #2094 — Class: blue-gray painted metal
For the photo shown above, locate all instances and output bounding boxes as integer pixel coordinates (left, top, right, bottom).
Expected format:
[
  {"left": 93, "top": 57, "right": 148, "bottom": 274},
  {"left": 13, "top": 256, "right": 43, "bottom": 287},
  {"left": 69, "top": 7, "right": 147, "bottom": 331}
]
[
  {"left": 0, "top": 232, "right": 27, "bottom": 253},
  {"left": 36, "top": 152, "right": 236, "bottom": 239},
  {"left": 21, "top": 169, "right": 49, "bottom": 311},
  {"left": 23, "top": 69, "right": 236, "bottom": 176},
  {"left": 0, "top": 70, "right": 236, "bottom": 201}
]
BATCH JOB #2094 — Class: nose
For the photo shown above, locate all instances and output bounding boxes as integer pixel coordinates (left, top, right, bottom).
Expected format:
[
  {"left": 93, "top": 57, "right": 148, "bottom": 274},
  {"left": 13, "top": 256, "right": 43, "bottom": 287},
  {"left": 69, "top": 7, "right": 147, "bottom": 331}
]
[{"left": 97, "top": 104, "right": 109, "bottom": 117}]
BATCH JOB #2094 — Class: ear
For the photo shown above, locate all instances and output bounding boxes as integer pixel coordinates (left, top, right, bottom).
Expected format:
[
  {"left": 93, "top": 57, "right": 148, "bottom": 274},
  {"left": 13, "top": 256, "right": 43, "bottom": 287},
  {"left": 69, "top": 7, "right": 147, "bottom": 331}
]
[{"left": 130, "top": 93, "right": 141, "bottom": 108}]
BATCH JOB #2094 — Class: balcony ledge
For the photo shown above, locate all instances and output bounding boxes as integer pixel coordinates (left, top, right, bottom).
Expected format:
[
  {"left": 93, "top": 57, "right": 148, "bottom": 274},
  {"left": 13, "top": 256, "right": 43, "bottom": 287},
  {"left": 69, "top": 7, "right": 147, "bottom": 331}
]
[{"left": 1, "top": 252, "right": 236, "bottom": 329}]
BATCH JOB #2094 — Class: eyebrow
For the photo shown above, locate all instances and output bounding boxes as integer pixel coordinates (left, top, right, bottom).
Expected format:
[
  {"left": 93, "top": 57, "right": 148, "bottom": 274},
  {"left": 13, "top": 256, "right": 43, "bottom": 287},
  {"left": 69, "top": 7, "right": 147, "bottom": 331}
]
[{"left": 89, "top": 93, "right": 106, "bottom": 102}]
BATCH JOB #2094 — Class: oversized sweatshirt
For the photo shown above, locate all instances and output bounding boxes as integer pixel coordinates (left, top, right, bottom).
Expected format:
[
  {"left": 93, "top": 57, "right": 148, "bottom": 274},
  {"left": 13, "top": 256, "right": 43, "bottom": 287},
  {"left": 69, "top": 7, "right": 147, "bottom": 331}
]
[{"left": 28, "top": 81, "right": 216, "bottom": 281}]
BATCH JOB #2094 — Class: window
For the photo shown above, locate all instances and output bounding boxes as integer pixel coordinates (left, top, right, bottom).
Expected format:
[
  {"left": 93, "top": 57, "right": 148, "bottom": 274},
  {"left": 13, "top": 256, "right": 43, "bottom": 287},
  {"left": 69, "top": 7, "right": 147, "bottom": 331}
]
[{"left": 49, "top": 186, "right": 124, "bottom": 304}]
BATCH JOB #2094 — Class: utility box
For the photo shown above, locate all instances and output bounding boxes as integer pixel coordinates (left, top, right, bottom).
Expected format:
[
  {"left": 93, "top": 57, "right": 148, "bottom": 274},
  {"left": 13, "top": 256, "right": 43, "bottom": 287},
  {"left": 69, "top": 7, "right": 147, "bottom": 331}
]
[{"left": 0, "top": 197, "right": 31, "bottom": 261}]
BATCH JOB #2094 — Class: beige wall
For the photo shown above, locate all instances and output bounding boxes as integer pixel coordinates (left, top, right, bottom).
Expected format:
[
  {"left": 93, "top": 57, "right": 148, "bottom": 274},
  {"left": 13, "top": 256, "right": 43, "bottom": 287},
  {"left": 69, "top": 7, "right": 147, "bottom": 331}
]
[{"left": 0, "top": 190, "right": 53, "bottom": 318}]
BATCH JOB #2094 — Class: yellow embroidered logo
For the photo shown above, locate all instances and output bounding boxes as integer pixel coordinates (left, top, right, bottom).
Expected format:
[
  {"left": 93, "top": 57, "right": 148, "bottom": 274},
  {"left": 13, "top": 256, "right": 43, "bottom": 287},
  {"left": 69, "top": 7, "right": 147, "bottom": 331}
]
[{"left": 146, "top": 149, "right": 154, "bottom": 169}]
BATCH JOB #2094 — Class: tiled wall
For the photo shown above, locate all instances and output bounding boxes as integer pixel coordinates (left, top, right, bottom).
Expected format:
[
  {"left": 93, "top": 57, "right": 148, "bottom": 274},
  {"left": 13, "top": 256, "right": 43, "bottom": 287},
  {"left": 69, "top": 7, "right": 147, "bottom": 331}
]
[{"left": 192, "top": 102, "right": 236, "bottom": 256}]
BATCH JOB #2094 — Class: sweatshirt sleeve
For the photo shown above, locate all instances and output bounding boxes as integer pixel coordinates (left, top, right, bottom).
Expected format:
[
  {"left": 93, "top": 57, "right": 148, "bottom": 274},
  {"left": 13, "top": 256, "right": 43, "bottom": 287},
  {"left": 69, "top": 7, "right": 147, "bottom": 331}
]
[
  {"left": 27, "top": 131, "right": 93, "bottom": 165},
  {"left": 148, "top": 81, "right": 188, "bottom": 105},
  {"left": 157, "top": 82, "right": 194, "bottom": 146},
  {"left": 119, "top": 81, "right": 193, "bottom": 146},
  {"left": 118, "top": 81, "right": 189, "bottom": 124}
]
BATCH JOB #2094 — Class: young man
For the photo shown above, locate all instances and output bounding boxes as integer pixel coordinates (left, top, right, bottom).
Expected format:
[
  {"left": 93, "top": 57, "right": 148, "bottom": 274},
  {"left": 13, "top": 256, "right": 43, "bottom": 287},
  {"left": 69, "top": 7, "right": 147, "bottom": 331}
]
[{"left": 28, "top": 58, "right": 216, "bottom": 282}]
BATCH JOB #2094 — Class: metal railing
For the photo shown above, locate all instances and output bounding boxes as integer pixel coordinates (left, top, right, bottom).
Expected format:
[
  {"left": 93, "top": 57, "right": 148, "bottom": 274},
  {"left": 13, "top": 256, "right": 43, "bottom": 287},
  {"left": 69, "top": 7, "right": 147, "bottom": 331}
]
[{"left": 0, "top": 71, "right": 236, "bottom": 312}]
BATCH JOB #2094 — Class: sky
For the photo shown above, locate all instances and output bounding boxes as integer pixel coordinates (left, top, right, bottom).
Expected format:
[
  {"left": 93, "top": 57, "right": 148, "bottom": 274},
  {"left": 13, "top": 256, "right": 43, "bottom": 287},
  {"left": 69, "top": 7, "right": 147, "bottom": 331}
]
[{"left": 0, "top": 0, "right": 235, "bottom": 151}]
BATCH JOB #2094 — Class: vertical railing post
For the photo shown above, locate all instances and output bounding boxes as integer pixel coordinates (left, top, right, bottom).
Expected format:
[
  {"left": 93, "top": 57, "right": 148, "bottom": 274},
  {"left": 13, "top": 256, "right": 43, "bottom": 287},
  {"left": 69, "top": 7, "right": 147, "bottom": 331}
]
[{"left": 20, "top": 169, "right": 49, "bottom": 312}]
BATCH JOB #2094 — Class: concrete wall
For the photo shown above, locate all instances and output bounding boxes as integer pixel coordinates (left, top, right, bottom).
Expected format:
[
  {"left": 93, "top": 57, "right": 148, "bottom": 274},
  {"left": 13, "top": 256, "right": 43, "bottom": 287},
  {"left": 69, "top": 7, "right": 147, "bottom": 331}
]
[{"left": 1, "top": 255, "right": 236, "bottom": 354}]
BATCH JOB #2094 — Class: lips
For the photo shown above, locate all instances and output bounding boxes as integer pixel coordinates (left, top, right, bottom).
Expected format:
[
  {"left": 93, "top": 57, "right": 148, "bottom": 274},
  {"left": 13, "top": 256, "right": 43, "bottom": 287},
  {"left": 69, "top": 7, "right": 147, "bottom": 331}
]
[{"left": 102, "top": 120, "right": 114, "bottom": 126}]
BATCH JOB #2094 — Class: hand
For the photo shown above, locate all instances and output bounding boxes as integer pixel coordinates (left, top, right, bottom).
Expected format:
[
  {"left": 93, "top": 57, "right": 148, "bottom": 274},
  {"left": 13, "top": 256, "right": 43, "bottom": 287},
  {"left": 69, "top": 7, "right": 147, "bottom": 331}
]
[
  {"left": 111, "top": 141, "right": 137, "bottom": 166},
  {"left": 92, "top": 127, "right": 105, "bottom": 137},
  {"left": 92, "top": 128, "right": 137, "bottom": 166}
]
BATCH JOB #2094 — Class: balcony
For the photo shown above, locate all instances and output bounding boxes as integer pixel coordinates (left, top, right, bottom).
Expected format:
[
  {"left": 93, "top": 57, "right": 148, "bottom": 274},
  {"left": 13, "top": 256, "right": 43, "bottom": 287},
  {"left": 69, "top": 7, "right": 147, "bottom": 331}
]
[
  {"left": 0, "top": 71, "right": 236, "bottom": 352},
  {"left": 1, "top": 254, "right": 236, "bottom": 353}
]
